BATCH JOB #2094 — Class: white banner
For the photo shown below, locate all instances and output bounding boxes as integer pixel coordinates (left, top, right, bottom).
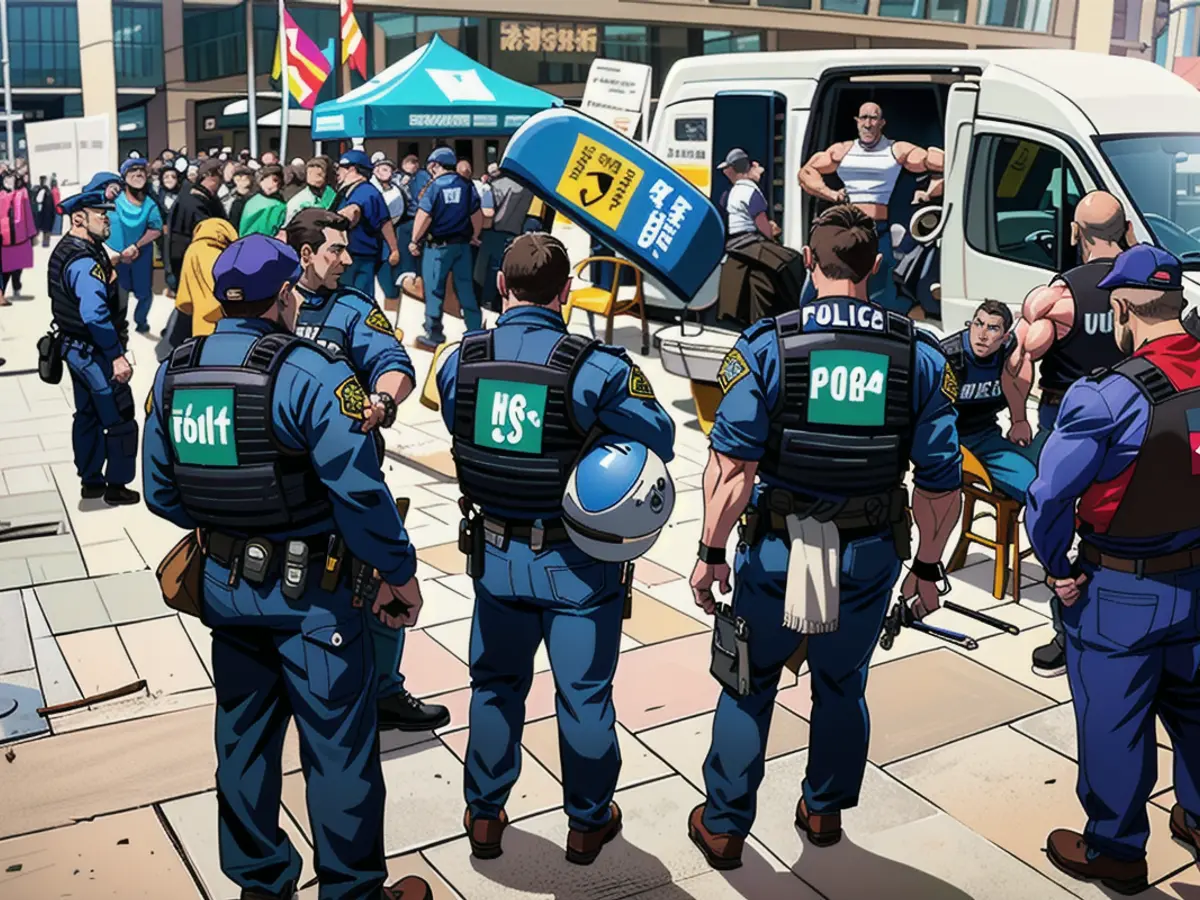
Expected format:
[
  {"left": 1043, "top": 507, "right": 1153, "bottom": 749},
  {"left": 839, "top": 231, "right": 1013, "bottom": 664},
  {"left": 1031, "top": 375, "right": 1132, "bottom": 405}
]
[
  {"left": 580, "top": 59, "right": 652, "bottom": 140},
  {"left": 26, "top": 115, "right": 112, "bottom": 196}
]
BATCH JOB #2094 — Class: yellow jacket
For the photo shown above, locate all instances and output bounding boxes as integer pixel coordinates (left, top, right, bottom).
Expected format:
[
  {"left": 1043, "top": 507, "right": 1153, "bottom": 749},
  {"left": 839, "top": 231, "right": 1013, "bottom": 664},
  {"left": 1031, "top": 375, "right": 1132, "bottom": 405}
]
[{"left": 175, "top": 218, "right": 238, "bottom": 336}]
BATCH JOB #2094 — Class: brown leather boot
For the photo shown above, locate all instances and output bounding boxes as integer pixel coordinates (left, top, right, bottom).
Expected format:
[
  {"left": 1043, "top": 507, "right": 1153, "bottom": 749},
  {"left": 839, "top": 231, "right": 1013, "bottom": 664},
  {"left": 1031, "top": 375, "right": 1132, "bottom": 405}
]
[
  {"left": 1045, "top": 829, "right": 1148, "bottom": 896},
  {"left": 464, "top": 808, "right": 508, "bottom": 860},
  {"left": 687, "top": 804, "right": 744, "bottom": 871},
  {"left": 566, "top": 802, "right": 622, "bottom": 866},
  {"left": 1171, "top": 804, "right": 1200, "bottom": 854},
  {"left": 795, "top": 797, "right": 842, "bottom": 847},
  {"left": 382, "top": 875, "right": 433, "bottom": 900}
]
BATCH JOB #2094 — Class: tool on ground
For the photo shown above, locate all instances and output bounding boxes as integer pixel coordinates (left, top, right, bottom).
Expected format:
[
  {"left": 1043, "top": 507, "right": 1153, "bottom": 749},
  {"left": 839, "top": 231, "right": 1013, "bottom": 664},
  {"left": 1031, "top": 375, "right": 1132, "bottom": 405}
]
[
  {"left": 35, "top": 680, "right": 148, "bottom": 717},
  {"left": 879, "top": 598, "right": 978, "bottom": 652},
  {"left": 942, "top": 600, "right": 1020, "bottom": 635}
]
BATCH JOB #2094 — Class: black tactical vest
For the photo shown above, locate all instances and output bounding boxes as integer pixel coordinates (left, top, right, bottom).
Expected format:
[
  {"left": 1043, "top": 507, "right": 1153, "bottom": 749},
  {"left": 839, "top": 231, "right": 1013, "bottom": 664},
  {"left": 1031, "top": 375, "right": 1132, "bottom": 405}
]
[
  {"left": 760, "top": 307, "right": 916, "bottom": 497},
  {"left": 1039, "top": 259, "right": 1126, "bottom": 394},
  {"left": 451, "top": 331, "right": 597, "bottom": 517},
  {"left": 1099, "top": 355, "right": 1200, "bottom": 539},
  {"left": 940, "top": 330, "right": 1011, "bottom": 438},
  {"left": 49, "top": 234, "right": 122, "bottom": 343},
  {"left": 162, "top": 332, "right": 333, "bottom": 534}
]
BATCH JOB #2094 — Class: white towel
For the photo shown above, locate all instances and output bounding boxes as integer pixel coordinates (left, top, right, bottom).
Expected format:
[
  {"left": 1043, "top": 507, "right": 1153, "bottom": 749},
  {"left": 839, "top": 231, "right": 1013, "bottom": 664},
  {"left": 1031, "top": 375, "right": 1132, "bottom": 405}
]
[{"left": 783, "top": 514, "right": 840, "bottom": 634}]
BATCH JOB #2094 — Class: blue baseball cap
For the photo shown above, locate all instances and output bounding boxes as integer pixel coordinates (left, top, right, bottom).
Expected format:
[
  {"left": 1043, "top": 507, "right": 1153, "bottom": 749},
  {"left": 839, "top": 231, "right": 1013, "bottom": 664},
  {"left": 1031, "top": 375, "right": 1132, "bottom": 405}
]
[
  {"left": 120, "top": 157, "right": 149, "bottom": 178},
  {"left": 59, "top": 190, "right": 115, "bottom": 214},
  {"left": 212, "top": 235, "right": 302, "bottom": 305},
  {"left": 427, "top": 147, "right": 457, "bottom": 168},
  {"left": 1097, "top": 244, "right": 1183, "bottom": 292},
  {"left": 336, "top": 149, "right": 371, "bottom": 171},
  {"left": 82, "top": 171, "right": 121, "bottom": 194}
]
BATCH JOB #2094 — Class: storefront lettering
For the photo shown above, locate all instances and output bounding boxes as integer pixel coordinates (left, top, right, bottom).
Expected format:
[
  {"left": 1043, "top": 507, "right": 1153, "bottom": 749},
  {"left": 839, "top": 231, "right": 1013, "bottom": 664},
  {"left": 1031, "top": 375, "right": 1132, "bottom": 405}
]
[{"left": 498, "top": 22, "right": 599, "bottom": 54}]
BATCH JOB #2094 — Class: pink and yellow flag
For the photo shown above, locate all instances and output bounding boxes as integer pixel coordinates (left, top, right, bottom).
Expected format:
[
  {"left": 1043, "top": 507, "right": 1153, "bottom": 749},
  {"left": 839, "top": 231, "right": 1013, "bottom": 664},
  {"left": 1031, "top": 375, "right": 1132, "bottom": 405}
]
[
  {"left": 340, "top": 0, "right": 367, "bottom": 79},
  {"left": 271, "top": 10, "right": 333, "bottom": 110}
]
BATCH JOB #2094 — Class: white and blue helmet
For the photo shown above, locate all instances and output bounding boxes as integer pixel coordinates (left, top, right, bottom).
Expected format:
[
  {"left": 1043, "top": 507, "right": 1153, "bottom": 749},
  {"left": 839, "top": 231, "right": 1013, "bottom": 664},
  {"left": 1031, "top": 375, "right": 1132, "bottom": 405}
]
[{"left": 563, "top": 437, "right": 675, "bottom": 563}]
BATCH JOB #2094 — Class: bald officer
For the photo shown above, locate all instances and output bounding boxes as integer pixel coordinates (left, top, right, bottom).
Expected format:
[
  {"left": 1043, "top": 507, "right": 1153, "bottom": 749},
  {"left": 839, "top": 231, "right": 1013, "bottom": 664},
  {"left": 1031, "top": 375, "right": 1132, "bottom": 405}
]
[{"left": 141, "top": 234, "right": 432, "bottom": 900}]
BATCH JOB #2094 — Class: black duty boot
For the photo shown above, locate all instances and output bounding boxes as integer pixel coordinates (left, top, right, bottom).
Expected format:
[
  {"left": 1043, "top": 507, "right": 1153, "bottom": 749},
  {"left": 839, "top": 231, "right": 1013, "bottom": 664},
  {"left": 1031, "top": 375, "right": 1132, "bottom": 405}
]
[
  {"left": 378, "top": 690, "right": 450, "bottom": 732},
  {"left": 103, "top": 485, "right": 141, "bottom": 507}
]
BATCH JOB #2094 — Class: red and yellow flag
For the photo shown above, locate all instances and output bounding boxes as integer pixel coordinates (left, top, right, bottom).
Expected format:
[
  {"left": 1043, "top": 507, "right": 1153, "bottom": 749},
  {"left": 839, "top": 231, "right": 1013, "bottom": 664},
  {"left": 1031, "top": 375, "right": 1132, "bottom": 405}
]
[{"left": 340, "top": 0, "right": 367, "bottom": 79}]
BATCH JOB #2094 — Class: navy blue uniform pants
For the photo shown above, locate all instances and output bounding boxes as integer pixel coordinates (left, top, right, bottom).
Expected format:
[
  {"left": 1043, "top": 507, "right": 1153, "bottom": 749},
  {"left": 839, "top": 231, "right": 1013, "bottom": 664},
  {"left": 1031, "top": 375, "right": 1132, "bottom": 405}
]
[
  {"left": 464, "top": 538, "right": 624, "bottom": 832},
  {"left": 63, "top": 341, "right": 138, "bottom": 488},
  {"left": 1062, "top": 562, "right": 1200, "bottom": 860},
  {"left": 203, "top": 561, "right": 387, "bottom": 900},
  {"left": 702, "top": 528, "right": 901, "bottom": 837}
]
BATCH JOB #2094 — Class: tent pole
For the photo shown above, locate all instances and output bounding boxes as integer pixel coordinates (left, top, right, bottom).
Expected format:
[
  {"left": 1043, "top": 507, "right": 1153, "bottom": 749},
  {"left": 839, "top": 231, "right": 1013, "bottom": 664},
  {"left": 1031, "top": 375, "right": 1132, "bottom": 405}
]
[
  {"left": 246, "top": 0, "right": 258, "bottom": 159},
  {"left": 278, "top": 0, "right": 289, "bottom": 162}
]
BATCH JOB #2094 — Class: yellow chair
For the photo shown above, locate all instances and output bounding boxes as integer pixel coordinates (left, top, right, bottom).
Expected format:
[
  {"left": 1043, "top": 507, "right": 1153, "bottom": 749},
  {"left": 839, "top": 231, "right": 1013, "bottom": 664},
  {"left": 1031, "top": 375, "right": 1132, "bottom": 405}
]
[
  {"left": 563, "top": 256, "right": 649, "bottom": 356},
  {"left": 419, "top": 341, "right": 457, "bottom": 412},
  {"left": 947, "top": 445, "right": 1033, "bottom": 602}
]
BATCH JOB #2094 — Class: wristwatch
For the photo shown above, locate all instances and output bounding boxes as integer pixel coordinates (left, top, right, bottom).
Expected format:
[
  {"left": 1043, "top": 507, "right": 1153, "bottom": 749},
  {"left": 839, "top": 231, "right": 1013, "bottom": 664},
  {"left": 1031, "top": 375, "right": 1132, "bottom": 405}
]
[
  {"left": 697, "top": 542, "right": 726, "bottom": 566},
  {"left": 910, "top": 558, "right": 946, "bottom": 583},
  {"left": 370, "top": 392, "right": 397, "bottom": 429}
]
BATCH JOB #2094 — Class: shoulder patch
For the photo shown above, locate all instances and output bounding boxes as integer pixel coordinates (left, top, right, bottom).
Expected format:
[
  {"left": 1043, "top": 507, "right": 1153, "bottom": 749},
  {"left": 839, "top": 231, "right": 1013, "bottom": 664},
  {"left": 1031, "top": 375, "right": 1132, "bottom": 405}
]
[
  {"left": 941, "top": 364, "right": 960, "bottom": 402},
  {"left": 718, "top": 348, "right": 750, "bottom": 394},
  {"left": 334, "top": 376, "right": 367, "bottom": 421},
  {"left": 144, "top": 388, "right": 153, "bottom": 416},
  {"left": 364, "top": 305, "right": 394, "bottom": 335},
  {"left": 628, "top": 365, "right": 655, "bottom": 400},
  {"left": 744, "top": 319, "right": 774, "bottom": 343},
  {"left": 90, "top": 263, "right": 104, "bottom": 282}
]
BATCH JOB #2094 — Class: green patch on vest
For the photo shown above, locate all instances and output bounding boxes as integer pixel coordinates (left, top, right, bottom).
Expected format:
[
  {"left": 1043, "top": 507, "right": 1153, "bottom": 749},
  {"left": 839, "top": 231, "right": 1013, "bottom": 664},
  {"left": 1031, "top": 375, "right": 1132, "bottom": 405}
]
[
  {"left": 170, "top": 388, "right": 238, "bottom": 466},
  {"left": 806, "top": 349, "right": 889, "bottom": 427},
  {"left": 474, "top": 379, "right": 547, "bottom": 454}
]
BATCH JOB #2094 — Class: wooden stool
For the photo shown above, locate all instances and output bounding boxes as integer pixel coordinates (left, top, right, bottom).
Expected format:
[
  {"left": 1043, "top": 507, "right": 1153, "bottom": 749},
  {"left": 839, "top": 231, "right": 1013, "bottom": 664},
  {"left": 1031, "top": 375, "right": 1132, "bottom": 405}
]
[{"left": 947, "top": 446, "right": 1033, "bottom": 602}]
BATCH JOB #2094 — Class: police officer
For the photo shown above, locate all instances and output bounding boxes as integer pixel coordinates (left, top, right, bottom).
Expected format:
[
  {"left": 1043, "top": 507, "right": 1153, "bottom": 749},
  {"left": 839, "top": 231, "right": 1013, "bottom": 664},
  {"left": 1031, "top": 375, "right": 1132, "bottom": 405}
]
[
  {"left": 333, "top": 149, "right": 400, "bottom": 295},
  {"left": 1029, "top": 245, "right": 1200, "bottom": 896},
  {"left": 436, "top": 233, "right": 675, "bottom": 865},
  {"left": 686, "top": 205, "right": 963, "bottom": 867},
  {"left": 411, "top": 147, "right": 483, "bottom": 351},
  {"left": 141, "top": 234, "right": 431, "bottom": 900},
  {"left": 285, "top": 206, "right": 450, "bottom": 733},
  {"left": 50, "top": 188, "right": 140, "bottom": 506},
  {"left": 940, "top": 299, "right": 1036, "bottom": 504}
]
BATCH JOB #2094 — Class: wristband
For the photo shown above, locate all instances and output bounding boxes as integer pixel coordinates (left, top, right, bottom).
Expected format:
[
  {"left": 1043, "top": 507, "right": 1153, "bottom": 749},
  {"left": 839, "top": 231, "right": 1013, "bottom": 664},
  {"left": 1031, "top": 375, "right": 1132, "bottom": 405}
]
[
  {"left": 910, "top": 558, "right": 946, "bottom": 582},
  {"left": 697, "top": 542, "right": 726, "bottom": 566},
  {"left": 370, "top": 392, "right": 397, "bottom": 429}
]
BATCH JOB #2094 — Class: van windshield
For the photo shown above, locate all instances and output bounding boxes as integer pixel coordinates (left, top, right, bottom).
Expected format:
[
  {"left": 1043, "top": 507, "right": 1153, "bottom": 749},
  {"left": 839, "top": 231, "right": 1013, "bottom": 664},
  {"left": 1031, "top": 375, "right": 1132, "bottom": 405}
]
[{"left": 1099, "top": 135, "right": 1200, "bottom": 267}]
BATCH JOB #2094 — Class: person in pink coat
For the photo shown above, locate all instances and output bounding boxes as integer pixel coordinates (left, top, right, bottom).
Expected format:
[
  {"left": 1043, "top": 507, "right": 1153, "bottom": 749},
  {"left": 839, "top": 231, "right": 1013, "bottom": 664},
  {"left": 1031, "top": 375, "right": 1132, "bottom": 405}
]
[{"left": 0, "top": 172, "right": 34, "bottom": 305}]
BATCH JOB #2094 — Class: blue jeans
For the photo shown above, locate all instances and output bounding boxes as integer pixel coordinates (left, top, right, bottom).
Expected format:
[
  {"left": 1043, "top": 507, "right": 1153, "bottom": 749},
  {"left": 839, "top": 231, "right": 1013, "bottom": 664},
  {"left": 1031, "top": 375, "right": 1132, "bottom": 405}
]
[
  {"left": 702, "top": 528, "right": 902, "bottom": 836},
  {"left": 117, "top": 252, "right": 154, "bottom": 329},
  {"left": 202, "top": 558, "right": 386, "bottom": 899},
  {"left": 421, "top": 242, "right": 481, "bottom": 341},
  {"left": 63, "top": 342, "right": 138, "bottom": 488},
  {"left": 1062, "top": 562, "right": 1200, "bottom": 860},
  {"left": 376, "top": 255, "right": 401, "bottom": 301},
  {"left": 339, "top": 257, "right": 378, "bottom": 296},
  {"left": 395, "top": 220, "right": 418, "bottom": 276},
  {"left": 800, "top": 222, "right": 902, "bottom": 312},
  {"left": 962, "top": 429, "right": 1037, "bottom": 505},
  {"left": 465, "top": 538, "right": 624, "bottom": 832},
  {"left": 367, "top": 615, "right": 406, "bottom": 698}
]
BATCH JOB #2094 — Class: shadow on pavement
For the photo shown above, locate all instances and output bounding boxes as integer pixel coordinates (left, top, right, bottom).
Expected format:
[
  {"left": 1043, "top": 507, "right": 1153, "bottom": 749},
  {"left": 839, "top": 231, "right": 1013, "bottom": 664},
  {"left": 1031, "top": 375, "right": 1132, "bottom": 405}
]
[{"left": 788, "top": 834, "right": 977, "bottom": 900}]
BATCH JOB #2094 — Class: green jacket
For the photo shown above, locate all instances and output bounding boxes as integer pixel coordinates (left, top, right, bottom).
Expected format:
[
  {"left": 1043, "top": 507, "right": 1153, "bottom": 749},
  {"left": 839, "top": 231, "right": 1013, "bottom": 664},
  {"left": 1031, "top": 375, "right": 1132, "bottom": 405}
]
[
  {"left": 238, "top": 192, "right": 288, "bottom": 238},
  {"left": 284, "top": 185, "right": 336, "bottom": 224}
]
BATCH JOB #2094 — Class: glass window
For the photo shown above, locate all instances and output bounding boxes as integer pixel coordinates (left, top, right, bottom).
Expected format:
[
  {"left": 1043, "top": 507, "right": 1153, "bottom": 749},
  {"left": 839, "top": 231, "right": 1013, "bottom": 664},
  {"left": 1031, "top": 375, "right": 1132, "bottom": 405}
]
[
  {"left": 820, "top": 0, "right": 868, "bottom": 12},
  {"left": 184, "top": 3, "right": 277, "bottom": 82},
  {"left": 1100, "top": 135, "right": 1200, "bottom": 263},
  {"left": 675, "top": 118, "right": 708, "bottom": 142},
  {"left": 113, "top": 4, "right": 163, "bottom": 89},
  {"left": 701, "top": 29, "right": 763, "bottom": 54},
  {"left": 488, "top": 21, "right": 593, "bottom": 86},
  {"left": 966, "top": 134, "right": 1083, "bottom": 271},
  {"left": 378, "top": 14, "right": 480, "bottom": 66},
  {"left": 977, "top": 0, "right": 1052, "bottom": 32},
  {"left": 8, "top": 1, "right": 80, "bottom": 89},
  {"left": 602, "top": 25, "right": 650, "bottom": 64},
  {"left": 880, "top": 0, "right": 967, "bottom": 22},
  {"left": 758, "top": 0, "right": 812, "bottom": 7},
  {"left": 1112, "top": 0, "right": 1144, "bottom": 42}
]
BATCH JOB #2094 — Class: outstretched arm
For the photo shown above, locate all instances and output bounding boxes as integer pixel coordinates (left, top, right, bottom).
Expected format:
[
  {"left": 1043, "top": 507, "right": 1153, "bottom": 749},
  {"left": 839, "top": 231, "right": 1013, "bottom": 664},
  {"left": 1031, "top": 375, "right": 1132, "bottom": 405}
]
[
  {"left": 798, "top": 141, "right": 852, "bottom": 203},
  {"left": 1003, "top": 283, "right": 1068, "bottom": 446}
]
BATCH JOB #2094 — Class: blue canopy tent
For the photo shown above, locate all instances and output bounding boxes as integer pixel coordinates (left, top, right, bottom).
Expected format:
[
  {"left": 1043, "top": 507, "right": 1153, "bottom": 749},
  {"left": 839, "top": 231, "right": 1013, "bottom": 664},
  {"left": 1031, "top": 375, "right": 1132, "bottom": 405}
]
[{"left": 311, "top": 34, "right": 562, "bottom": 140}]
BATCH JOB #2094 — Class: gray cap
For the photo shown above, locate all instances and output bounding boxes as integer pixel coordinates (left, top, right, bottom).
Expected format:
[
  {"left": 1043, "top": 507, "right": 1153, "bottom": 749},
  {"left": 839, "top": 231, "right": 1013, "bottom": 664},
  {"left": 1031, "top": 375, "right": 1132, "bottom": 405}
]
[{"left": 717, "top": 148, "right": 751, "bottom": 171}]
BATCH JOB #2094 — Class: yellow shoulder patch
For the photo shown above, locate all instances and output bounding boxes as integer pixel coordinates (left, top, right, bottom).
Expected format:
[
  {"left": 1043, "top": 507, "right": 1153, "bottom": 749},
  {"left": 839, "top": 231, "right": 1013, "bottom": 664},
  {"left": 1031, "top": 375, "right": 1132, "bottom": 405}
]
[
  {"left": 717, "top": 348, "right": 750, "bottom": 394},
  {"left": 941, "top": 364, "right": 959, "bottom": 402},
  {"left": 90, "top": 263, "right": 105, "bottom": 282},
  {"left": 364, "top": 306, "right": 393, "bottom": 336},
  {"left": 628, "top": 365, "right": 655, "bottom": 400},
  {"left": 334, "top": 376, "right": 367, "bottom": 421},
  {"left": 144, "top": 388, "right": 153, "bottom": 416}
]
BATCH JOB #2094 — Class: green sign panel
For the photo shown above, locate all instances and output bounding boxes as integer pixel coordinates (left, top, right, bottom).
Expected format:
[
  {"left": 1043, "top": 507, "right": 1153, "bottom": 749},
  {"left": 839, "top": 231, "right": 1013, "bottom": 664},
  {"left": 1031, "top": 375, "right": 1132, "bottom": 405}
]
[
  {"left": 170, "top": 388, "right": 239, "bottom": 467},
  {"left": 807, "top": 349, "right": 889, "bottom": 427},
  {"left": 474, "top": 379, "right": 547, "bottom": 454}
]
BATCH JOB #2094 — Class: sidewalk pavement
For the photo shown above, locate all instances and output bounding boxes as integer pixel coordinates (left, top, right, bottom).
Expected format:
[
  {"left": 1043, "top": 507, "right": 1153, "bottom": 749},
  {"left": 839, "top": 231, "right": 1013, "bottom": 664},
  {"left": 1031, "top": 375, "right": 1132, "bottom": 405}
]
[{"left": 0, "top": 247, "right": 1196, "bottom": 900}]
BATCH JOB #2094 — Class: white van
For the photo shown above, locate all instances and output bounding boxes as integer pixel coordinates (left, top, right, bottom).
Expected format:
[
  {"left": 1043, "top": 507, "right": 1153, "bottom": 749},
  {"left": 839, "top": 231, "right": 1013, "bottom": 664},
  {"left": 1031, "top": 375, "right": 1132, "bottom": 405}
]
[{"left": 647, "top": 49, "right": 1200, "bottom": 384}]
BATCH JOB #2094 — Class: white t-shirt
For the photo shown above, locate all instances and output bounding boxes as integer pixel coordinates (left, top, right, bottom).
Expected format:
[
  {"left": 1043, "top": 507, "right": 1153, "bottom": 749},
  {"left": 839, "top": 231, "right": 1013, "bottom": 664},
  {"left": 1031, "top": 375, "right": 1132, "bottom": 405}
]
[
  {"left": 726, "top": 180, "right": 768, "bottom": 236},
  {"left": 371, "top": 176, "right": 406, "bottom": 222}
]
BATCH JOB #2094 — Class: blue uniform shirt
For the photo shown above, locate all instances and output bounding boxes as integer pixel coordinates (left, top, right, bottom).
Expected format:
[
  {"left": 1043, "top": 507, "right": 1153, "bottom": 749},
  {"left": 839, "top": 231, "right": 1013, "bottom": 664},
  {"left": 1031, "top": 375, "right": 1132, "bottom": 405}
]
[
  {"left": 143, "top": 317, "right": 417, "bottom": 584},
  {"left": 437, "top": 305, "right": 676, "bottom": 518},
  {"left": 66, "top": 256, "right": 123, "bottom": 361},
  {"left": 950, "top": 330, "right": 1012, "bottom": 439},
  {"left": 338, "top": 180, "right": 390, "bottom": 259},
  {"left": 106, "top": 191, "right": 163, "bottom": 253},
  {"left": 419, "top": 173, "right": 479, "bottom": 242},
  {"left": 1027, "top": 335, "right": 1200, "bottom": 578},
  {"left": 709, "top": 297, "right": 962, "bottom": 497},
  {"left": 295, "top": 285, "right": 415, "bottom": 389}
]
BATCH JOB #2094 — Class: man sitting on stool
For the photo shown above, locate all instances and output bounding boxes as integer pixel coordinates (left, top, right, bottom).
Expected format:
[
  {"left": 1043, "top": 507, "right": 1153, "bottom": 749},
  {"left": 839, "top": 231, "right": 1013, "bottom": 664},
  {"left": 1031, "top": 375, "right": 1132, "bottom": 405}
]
[{"left": 940, "top": 299, "right": 1036, "bottom": 504}]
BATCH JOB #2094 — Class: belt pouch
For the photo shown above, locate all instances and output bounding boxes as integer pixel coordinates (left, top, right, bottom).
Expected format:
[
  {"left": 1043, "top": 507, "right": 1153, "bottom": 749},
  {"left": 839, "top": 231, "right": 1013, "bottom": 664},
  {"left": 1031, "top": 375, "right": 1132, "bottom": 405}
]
[
  {"left": 466, "top": 514, "right": 486, "bottom": 579},
  {"left": 710, "top": 604, "right": 750, "bottom": 697}
]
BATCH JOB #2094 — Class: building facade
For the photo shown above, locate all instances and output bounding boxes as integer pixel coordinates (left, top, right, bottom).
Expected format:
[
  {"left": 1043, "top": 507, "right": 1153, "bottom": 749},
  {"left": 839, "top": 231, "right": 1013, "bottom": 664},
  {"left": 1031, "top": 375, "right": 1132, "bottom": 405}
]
[{"left": 3, "top": 0, "right": 1171, "bottom": 166}]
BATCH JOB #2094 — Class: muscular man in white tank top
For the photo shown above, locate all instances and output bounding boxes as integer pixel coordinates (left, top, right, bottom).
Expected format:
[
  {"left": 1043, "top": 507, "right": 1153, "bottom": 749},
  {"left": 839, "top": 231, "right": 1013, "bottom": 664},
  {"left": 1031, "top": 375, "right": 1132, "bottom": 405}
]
[{"left": 797, "top": 102, "right": 944, "bottom": 314}]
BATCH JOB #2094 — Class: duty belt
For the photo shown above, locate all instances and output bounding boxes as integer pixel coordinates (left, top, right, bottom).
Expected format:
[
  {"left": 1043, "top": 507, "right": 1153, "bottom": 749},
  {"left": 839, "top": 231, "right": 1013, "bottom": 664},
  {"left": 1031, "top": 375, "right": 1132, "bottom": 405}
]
[
  {"left": 481, "top": 516, "right": 570, "bottom": 551},
  {"left": 757, "top": 488, "right": 895, "bottom": 531},
  {"left": 205, "top": 531, "right": 330, "bottom": 570},
  {"left": 1039, "top": 386, "right": 1067, "bottom": 407},
  {"left": 1080, "top": 542, "right": 1200, "bottom": 577},
  {"left": 426, "top": 236, "right": 469, "bottom": 248}
]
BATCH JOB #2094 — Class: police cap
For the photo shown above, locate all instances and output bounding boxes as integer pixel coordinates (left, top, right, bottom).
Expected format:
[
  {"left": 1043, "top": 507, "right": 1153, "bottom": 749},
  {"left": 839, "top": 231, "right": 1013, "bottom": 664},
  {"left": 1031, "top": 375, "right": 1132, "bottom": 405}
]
[
  {"left": 337, "top": 149, "right": 371, "bottom": 172},
  {"left": 1097, "top": 244, "right": 1183, "bottom": 292},
  {"left": 427, "top": 147, "right": 457, "bottom": 168},
  {"left": 120, "top": 157, "right": 149, "bottom": 178},
  {"left": 59, "top": 191, "right": 115, "bottom": 214},
  {"left": 82, "top": 171, "right": 121, "bottom": 194},
  {"left": 212, "top": 235, "right": 302, "bottom": 305}
]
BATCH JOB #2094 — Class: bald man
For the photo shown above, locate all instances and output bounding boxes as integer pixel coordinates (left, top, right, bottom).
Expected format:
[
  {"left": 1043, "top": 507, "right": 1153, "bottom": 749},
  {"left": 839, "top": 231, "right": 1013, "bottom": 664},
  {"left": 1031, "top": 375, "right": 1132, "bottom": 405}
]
[
  {"left": 798, "top": 102, "right": 944, "bottom": 314},
  {"left": 1004, "top": 190, "right": 1134, "bottom": 678}
]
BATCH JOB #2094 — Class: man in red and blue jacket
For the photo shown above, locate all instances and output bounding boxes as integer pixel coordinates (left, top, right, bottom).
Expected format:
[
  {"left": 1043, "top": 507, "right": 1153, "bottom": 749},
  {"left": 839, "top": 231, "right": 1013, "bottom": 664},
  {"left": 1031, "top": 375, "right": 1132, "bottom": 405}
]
[{"left": 1027, "top": 244, "right": 1200, "bottom": 895}]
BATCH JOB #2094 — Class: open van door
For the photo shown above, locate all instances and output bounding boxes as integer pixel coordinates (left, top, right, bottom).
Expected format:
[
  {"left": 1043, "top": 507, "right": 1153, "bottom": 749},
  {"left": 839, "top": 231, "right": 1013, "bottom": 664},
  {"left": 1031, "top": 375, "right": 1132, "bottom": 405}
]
[
  {"left": 711, "top": 91, "right": 789, "bottom": 232},
  {"left": 937, "top": 82, "right": 978, "bottom": 328}
]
